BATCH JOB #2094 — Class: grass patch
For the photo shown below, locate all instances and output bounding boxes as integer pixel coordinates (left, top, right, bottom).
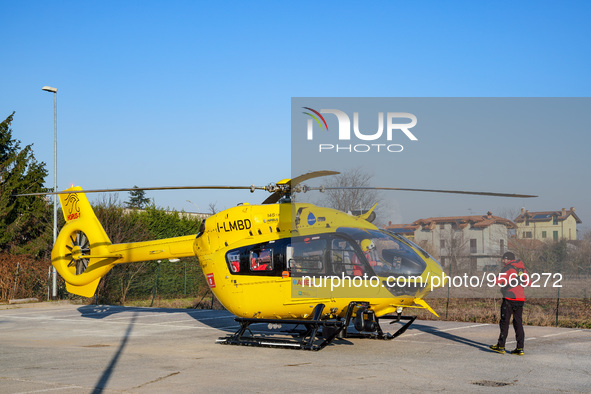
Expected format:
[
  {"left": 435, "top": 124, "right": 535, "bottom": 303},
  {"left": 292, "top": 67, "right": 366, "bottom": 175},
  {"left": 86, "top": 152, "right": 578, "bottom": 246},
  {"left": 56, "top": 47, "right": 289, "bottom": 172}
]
[
  {"left": 124, "top": 294, "right": 225, "bottom": 310},
  {"left": 417, "top": 298, "right": 591, "bottom": 329}
]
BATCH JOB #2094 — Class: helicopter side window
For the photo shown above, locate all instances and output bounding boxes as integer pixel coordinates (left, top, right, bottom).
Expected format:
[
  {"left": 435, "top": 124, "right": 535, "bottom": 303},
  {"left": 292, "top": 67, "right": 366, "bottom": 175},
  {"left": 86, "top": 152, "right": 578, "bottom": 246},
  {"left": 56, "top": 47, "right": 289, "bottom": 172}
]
[
  {"left": 250, "top": 248, "right": 273, "bottom": 271},
  {"left": 227, "top": 252, "right": 241, "bottom": 273},
  {"left": 290, "top": 237, "right": 327, "bottom": 277},
  {"left": 226, "top": 239, "right": 288, "bottom": 276}
]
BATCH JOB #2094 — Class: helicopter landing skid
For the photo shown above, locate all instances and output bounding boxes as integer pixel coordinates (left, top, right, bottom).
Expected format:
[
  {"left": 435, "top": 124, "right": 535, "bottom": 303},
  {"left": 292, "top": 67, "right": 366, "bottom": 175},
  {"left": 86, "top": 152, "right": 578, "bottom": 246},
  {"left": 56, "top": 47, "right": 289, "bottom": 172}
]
[
  {"left": 217, "top": 303, "right": 345, "bottom": 351},
  {"left": 216, "top": 302, "right": 417, "bottom": 350},
  {"left": 343, "top": 314, "right": 417, "bottom": 340},
  {"left": 338, "top": 301, "right": 417, "bottom": 340}
]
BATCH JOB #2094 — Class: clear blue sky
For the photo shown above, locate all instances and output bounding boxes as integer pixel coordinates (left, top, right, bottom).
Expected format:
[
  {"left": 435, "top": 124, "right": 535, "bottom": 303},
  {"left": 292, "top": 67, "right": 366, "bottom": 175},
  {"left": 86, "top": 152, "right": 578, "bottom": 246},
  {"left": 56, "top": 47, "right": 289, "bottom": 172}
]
[{"left": 2, "top": 1, "right": 590, "bottom": 230}]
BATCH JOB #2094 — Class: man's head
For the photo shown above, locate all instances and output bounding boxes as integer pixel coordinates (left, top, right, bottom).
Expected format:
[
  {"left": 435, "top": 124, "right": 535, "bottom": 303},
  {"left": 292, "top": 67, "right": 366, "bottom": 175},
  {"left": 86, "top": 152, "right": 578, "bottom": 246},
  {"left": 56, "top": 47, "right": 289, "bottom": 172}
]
[{"left": 502, "top": 251, "right": 516, "bottom": 262}]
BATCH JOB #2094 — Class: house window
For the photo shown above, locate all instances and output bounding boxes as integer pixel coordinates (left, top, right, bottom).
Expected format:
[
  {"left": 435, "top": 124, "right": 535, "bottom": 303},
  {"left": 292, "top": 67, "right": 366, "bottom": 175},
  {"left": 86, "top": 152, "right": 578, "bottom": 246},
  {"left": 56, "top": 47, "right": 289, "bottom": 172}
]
[
  {"left": 542, "top": 231, "right": 547, "bottom": 238},
  {"left": 440, "top": 239, "right": 445, "bottom": 249},
  {"left": 440, "top": 256, "right": 446, "bottom": 267},
  {"left": 525, "top": 231, "right": 532, "bottom": 239},
  {"left": 500, "top": 239, "right": 505, "bottom": 254},
  {"left": 553, "top": 216, "right": 558, "bottom": 225},
  {"left": 525, "top": 217, "right": 529, "bottom": 226},
  {"left": 440, "top": 223, "right": 445, "bottom": 230},
  {"left": 553, "top": 231, "right": 558, "bottom": 241},
  {"left": 470, "top": 239, "right": 477, "bottom": 253}
]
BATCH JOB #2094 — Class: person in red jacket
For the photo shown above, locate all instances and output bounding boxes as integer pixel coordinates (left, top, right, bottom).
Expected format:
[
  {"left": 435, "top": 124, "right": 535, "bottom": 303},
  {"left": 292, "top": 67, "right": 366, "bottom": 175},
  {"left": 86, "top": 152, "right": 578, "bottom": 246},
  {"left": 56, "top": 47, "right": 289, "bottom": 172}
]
[{"left": 490, "top": 251, "right": 530, "bottom": 356}]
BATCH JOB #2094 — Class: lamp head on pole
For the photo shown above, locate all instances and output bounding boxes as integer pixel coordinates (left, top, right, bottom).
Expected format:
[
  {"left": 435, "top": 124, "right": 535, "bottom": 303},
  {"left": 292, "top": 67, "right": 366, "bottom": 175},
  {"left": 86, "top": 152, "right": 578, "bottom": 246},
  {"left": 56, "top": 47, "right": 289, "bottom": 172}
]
[{"left": 42, "top": 86, "right": 58, "bottom": 93}]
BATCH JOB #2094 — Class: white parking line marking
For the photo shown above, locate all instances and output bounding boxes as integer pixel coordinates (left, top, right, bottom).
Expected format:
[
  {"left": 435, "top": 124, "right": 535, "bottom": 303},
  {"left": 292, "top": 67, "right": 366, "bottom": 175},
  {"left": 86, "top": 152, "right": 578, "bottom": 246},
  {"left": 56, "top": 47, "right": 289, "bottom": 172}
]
[
  {"left": 542, "top": 330, "right": 586, "bottom": 338},
  {"left": 405, "top": 323, "right": 490, "bottom": 336}
]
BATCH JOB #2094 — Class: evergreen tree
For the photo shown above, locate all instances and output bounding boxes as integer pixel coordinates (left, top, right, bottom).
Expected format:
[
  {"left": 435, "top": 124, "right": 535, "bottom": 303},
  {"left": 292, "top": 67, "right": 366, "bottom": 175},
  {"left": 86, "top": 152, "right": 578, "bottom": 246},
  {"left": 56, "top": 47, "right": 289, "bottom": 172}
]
[
  {"left": 125, "top": 186, "right": 150, "bottom": 209},
  {"left": 0, "top": 112, "right": 51, "bottom": 256}
]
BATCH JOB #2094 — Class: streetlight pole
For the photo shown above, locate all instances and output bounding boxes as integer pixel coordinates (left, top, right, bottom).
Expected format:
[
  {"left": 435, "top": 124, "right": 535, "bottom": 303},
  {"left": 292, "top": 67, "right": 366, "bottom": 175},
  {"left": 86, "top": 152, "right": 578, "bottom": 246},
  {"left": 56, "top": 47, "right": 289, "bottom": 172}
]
[{"left": 42, "top": 86, "right": 58, "bottom": 300}]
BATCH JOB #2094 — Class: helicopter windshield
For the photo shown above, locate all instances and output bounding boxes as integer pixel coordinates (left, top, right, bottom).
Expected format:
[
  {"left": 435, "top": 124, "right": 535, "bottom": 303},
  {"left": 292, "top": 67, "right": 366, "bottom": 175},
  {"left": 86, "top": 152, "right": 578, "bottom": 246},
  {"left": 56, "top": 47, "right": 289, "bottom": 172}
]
[{"left": 336, "top": 228, "right": 428, "bottom": 277}]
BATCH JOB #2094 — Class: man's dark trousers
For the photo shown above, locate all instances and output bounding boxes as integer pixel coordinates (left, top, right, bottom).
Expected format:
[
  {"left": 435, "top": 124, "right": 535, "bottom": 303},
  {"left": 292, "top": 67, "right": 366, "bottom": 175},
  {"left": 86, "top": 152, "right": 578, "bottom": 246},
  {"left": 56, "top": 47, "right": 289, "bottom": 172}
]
[{"left": 497, "top": 298, "right": 524, "bottom": 348}]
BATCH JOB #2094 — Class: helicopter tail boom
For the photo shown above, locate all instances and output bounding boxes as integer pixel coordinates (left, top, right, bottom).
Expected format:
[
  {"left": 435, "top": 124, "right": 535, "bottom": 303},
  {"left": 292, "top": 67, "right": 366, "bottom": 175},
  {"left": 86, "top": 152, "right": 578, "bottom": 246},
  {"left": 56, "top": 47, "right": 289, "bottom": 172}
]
[{"left": 52, "top": 187, "right": 196, "bottom": 297}]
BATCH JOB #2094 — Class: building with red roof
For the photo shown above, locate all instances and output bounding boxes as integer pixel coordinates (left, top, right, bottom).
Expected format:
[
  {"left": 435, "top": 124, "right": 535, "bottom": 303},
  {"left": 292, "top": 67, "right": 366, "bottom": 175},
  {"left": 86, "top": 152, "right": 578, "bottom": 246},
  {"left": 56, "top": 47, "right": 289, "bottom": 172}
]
[
  {"left": 514, "top": 207, "right": 581, "bottom": 241},
  {"left": 385, "top": 211, "right": 515, "bottom": 272}
]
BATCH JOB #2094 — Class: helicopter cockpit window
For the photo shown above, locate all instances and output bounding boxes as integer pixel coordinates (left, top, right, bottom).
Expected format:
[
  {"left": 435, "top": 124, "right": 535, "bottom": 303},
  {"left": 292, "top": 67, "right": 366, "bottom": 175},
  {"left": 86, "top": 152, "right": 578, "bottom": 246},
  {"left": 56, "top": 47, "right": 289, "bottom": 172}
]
[
  {"left": 250, "top": 248, "right": 273, "bottom": 271},
  {"left": 336, "top": 228, "right": 429, "bottom": 277},
  {"left": 290, "top": 237, "right": 327, "bottom": 276}
]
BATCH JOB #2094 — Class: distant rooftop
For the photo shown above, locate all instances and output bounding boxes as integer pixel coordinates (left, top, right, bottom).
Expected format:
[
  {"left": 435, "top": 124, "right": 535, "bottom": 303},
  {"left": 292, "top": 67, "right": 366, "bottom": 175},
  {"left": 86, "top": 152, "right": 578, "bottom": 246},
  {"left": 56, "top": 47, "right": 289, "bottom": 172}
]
[
  {"left": 384, "top": 211, "right": 516, "bottom": 232},
  {"left": 514, "top": 207, "right": 582, "bottom": 224},
  {"left": 413, "top": 212, "right": 516, "bottom": 230}
]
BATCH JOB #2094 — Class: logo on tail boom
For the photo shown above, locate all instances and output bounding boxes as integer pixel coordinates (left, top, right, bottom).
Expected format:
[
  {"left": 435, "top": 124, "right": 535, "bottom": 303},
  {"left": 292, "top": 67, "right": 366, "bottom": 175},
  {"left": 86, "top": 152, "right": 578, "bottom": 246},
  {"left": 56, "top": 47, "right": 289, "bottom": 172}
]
[{"left": 65, "top": 193, "right": 81, "bottom": 221}]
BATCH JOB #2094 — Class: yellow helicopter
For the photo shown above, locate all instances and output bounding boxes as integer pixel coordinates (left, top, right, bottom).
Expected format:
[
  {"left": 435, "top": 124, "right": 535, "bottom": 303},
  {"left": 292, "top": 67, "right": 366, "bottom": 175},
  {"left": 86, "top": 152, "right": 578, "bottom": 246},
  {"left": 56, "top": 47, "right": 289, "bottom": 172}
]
[{"left": 35, "top": 171, "right": 535, "bottom": 350}]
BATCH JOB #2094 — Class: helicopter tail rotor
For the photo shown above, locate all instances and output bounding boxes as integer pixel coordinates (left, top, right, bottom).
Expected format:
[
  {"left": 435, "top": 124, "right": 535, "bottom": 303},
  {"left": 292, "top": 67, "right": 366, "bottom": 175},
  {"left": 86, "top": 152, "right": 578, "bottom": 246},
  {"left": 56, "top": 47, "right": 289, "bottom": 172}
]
[
  {"left": 51, "top": 187, "right": 118, "bottom": 297},
  {"left": 52, "top": 186, "right": 197, "bottom": 297}
]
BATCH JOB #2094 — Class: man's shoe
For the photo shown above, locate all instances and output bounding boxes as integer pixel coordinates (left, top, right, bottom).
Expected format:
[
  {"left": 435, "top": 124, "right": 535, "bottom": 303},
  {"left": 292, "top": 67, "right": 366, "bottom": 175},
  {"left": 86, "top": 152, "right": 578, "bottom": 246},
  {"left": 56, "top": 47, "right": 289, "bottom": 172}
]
[
  {"left": 510, "top": 348, "right": 524, "bottom": 356},
  {"left": 489, "top": 345, "right": 505, "bottom": 354}
]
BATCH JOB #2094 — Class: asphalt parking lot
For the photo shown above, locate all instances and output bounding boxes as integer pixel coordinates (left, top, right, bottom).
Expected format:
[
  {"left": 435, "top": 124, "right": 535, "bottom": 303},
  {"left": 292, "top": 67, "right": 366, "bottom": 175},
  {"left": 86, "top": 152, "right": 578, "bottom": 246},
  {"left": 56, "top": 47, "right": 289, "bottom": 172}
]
[{"left": 1, "top": 302, "right": 590, "bottom": 393}]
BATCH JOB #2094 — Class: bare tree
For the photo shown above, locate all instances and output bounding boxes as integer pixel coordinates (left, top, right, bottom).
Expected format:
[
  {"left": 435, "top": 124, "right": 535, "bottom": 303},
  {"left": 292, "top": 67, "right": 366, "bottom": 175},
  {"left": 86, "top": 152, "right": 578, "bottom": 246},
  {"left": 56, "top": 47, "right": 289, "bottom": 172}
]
[
  {"left": 208, "top": 202, "right": 218, "bottom": 215},
  {"left": 439, "top": 224, "right": 470, "bottom": 274},
  {"left": 509, "top": 238, "right": 541, "bottom": 272},
  {"left": 319, "top": 168, "right": 382, "bottom": 215},
  {"left": 497, "top": 207, "right": 521, "bottom": 221},
  {"left": 570, "top": 231, "right": 591, "bottom": 277}
]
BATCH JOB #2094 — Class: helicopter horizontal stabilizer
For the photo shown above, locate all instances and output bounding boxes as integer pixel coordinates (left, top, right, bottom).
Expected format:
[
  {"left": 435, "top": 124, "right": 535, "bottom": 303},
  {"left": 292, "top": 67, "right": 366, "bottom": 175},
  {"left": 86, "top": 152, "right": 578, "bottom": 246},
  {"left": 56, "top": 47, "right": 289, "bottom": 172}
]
[
  {"left": 65, "top": 278, "right": 102, "bottom": 298},
  {"left": 356, "top": 202, "right": 378, "bottom": 222}
]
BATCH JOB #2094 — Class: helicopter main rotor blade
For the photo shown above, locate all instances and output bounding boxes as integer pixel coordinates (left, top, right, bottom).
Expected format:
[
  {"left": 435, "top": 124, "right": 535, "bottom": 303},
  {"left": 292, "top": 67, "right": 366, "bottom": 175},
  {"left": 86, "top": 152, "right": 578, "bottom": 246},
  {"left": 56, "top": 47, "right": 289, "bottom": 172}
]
[
  {"left": 15, "top": 185, "right": 267, "bottom": 197},
  {"left": 288, "top": 170, "right": 340, "bottom": 187},
  {"left": 261, "top": 192, "right": 283, "bottom": 205},
  {"left": 313, "top": 186, "right": 537, "bottom": 198}
]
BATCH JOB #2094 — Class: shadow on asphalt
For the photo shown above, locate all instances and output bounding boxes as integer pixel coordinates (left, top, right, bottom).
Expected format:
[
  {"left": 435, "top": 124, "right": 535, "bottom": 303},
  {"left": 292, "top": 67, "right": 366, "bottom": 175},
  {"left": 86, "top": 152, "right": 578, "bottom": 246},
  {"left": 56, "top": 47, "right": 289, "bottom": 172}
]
[
  {"left": 76, "top": 304, "right": 358, "bottom": 349},
  {"left": 76, "top": 305, "right": 454, "bottom": 349},
  {"left": 92, "top": 312, "right": 138, "bottom": 393},
  {"left": 77, "top": 304, "right": 238, "bottom": 332},
  {"left": 410, "top": 322, "right": 494, "bottom": 353}
]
